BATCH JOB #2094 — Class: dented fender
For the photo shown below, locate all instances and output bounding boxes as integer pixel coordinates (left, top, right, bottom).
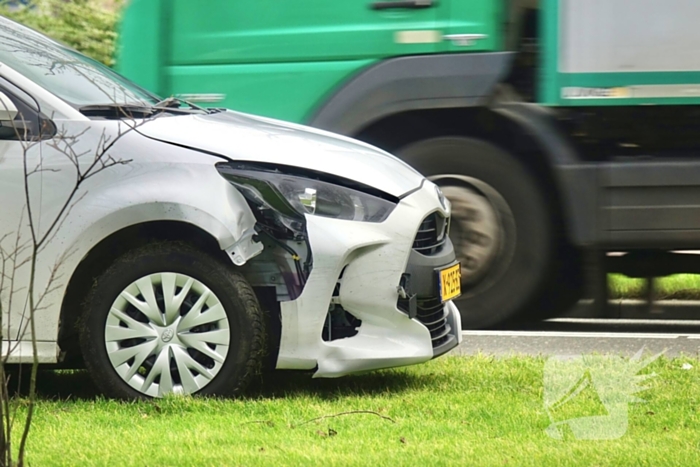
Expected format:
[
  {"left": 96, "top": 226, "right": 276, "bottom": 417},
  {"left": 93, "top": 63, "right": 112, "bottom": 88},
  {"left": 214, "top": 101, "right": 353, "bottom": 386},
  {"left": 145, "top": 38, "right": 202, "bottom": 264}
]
[{"left": 40, "top": 124, "right": 260, "bottom": 344}]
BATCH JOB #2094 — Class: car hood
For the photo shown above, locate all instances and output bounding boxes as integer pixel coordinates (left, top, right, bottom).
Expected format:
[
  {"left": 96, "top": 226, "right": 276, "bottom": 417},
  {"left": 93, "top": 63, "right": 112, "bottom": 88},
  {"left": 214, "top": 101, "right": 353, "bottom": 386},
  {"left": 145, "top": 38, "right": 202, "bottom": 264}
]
[{"left": 137, "top": 110, "right": 424, "bottom": 197}]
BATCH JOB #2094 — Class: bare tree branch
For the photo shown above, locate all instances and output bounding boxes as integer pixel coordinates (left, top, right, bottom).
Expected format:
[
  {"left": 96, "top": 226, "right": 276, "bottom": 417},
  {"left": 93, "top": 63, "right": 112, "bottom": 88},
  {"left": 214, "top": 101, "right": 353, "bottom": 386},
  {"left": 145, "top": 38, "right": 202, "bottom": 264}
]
[{"left": 293, "top": 411, "right": 396, "bottom": 427}]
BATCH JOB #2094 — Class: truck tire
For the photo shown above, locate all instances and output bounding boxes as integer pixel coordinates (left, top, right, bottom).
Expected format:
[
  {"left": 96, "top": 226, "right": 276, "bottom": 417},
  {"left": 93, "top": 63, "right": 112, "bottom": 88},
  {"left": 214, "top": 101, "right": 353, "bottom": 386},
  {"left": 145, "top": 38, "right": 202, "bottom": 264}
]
[
  {"left": 399, "top": 137, "right": 552, "bottom": 329},
  {"left": 79, "top": 241, "right": 266, "bottom": 399}
]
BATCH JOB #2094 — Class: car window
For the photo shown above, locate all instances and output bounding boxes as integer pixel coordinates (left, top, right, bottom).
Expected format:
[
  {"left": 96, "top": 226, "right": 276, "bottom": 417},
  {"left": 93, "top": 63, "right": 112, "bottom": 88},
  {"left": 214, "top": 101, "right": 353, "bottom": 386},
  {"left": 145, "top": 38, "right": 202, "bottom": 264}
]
[
  {"left": 0, "top": 17, "right": 160, "bottom": 108},
  {"left": 0, "top": 76, "right": 55, "bottom": 141}
]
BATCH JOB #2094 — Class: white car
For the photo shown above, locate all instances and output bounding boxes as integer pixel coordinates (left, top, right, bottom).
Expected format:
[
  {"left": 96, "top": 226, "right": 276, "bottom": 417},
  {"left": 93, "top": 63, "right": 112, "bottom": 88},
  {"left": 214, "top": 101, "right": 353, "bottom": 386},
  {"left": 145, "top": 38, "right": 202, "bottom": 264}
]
[{"left": 0, "top": 17, "right": 461, "bottom": 398}]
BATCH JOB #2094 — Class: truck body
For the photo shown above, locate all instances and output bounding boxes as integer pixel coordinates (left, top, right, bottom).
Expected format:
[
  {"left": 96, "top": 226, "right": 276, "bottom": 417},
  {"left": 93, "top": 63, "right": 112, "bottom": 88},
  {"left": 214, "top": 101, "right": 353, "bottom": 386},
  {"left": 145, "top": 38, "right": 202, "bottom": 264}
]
[{"left": 117, "top": 0, "right": 700, "bottom": 328}]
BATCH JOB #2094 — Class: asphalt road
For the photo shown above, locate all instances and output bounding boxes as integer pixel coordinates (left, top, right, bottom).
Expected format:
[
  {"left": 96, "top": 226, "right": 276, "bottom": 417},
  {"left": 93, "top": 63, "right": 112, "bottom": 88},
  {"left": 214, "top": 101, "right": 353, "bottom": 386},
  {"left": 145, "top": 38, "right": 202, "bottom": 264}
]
[{"left": 454, "top": 318, "right": 700, "bottom": 357}]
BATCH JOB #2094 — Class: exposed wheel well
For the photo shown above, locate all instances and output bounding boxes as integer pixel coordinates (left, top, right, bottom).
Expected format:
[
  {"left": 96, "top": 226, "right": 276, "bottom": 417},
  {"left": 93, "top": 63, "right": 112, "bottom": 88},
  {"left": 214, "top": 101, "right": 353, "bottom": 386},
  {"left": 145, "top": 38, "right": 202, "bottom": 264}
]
[{"left": 58, "top": 221, "right": 229, "bottom": 365}]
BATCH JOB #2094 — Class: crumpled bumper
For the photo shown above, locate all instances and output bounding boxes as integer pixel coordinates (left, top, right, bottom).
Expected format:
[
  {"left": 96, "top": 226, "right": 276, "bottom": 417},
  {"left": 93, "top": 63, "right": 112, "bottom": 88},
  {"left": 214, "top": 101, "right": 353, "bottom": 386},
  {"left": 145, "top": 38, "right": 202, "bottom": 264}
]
[{"left": 275, "top": 180, "right": 462, "bottom": 377}]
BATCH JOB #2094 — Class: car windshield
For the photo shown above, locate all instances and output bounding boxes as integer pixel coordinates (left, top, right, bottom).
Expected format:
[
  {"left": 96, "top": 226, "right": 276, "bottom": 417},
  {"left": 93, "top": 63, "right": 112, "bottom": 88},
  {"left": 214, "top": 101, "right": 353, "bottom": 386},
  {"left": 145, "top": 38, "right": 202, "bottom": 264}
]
[{"left": 0, "top": 17, "right": 159, "bottom": 108}]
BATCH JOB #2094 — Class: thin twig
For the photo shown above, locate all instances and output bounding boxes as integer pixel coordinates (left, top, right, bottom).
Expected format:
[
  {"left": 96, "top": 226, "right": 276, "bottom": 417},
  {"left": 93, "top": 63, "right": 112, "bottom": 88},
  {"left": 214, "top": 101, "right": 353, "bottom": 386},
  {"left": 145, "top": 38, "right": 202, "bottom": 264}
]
[
  {"left": 239, "top": 420, "right": 274, "bottom": 427},
  {"left": 294, "top": 411, "right": 396, "bottom": 428}
]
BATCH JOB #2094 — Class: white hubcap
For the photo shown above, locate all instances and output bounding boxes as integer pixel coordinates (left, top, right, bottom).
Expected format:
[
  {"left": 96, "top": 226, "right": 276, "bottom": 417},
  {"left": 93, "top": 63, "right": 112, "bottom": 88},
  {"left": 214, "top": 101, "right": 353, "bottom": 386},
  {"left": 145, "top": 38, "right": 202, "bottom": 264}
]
[{"left": 104, "top": 273, "right": 230, "bottom": 397}]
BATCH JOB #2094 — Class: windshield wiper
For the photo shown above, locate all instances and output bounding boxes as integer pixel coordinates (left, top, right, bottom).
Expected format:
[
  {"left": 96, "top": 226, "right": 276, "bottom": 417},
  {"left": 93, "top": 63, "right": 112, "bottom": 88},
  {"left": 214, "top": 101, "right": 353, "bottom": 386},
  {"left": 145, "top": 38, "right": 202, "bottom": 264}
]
[
  {"left": 79, "top": 97, "right": 215, "bottom": 119},
  {"left": 79, "top": 102, "right": 200, "bottom": 119},
  {"left": 154, "top": 96, "right": 206, "bottom": 112},
  {"left": 78, "top": 104, "right": 157, "bottom": 118}
]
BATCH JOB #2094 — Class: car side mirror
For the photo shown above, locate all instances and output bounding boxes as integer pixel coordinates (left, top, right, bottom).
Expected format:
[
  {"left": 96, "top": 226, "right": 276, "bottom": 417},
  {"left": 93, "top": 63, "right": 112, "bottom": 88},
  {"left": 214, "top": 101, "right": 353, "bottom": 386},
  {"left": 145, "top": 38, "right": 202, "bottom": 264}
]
[{"left": 0, "top": 91, "right": 18, "bottom": 122}]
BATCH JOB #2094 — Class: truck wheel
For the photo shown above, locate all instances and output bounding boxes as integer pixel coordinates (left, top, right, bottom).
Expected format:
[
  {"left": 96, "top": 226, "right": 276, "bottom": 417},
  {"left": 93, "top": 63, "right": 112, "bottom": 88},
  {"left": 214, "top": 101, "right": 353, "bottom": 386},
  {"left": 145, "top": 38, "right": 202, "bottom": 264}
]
[
  {"left": 399, "top": 137, "right": 552, "bottom": 329},
  {"left": 79, "top": 241, "right": 266, "bottom": 399},
  {"left": 528, "top": 244, "right": 584, "bottom": 321}
]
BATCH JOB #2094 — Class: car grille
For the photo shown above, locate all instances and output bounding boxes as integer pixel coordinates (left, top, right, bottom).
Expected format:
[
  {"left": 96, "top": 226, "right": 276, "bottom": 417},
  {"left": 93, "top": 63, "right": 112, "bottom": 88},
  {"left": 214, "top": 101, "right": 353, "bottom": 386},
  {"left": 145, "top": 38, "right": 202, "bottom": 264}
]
[
  {"left": 399, "top": 296, "right": 451, "bottom": 349},
  {"left": 398, "top": 213, "right": 455, "bottom": 351},
  {"left": 413, "top": 213, "right": 448, "bottom": 256}
]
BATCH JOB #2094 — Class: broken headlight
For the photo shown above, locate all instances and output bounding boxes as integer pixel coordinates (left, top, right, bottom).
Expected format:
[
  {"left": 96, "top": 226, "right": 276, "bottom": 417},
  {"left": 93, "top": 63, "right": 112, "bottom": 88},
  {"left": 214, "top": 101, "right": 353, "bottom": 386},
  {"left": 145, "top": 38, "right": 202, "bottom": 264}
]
[{"left": 216, "top": 163, "right": 397, "bottom": 223}]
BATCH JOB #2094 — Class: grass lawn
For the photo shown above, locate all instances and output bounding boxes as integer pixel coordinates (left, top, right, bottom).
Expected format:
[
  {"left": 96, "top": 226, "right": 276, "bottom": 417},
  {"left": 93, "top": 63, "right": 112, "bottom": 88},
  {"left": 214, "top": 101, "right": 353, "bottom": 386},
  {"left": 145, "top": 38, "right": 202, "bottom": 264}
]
[
  {"left": 13, "top": 355, "right": 700, "bottom": 466},
  {"left": 609, "top": 274, "right": 700, "bottom": 300}
]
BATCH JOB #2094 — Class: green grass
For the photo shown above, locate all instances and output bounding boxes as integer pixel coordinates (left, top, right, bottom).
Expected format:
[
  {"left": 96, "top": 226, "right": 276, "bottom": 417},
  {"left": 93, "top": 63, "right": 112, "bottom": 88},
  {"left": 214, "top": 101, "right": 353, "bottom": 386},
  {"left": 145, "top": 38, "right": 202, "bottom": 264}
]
[
  {"left": 12, "top": 356, "right": 700, "bottom": 466},
  {"left": 609, "top": 274, "right": 700, "bottom": 300}
]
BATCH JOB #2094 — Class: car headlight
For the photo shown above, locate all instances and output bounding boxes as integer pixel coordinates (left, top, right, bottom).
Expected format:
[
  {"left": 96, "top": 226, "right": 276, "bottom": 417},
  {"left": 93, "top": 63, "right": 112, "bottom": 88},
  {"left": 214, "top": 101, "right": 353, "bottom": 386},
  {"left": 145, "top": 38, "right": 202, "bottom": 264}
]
[{"left": 216, "top": 163, "right": 397, "bottom": 223}]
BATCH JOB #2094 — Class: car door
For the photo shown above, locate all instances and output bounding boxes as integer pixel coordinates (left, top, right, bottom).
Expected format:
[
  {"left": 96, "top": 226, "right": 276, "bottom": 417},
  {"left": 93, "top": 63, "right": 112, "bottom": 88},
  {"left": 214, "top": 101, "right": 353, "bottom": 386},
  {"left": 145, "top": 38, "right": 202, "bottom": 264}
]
[
  {"left": 0, "top": 77, "right": 50, "bottom": 341},
  {"left": 166, "top": 0, "right": 441, "bottom": 121}
]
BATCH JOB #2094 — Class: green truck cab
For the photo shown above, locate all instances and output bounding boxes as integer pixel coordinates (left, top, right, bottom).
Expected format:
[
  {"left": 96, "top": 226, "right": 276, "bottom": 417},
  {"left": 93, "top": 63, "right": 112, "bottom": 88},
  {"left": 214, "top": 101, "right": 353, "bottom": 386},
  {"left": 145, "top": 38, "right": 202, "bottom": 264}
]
[{"left": 118, "top": 0, "right": 700, "bottom": 328}]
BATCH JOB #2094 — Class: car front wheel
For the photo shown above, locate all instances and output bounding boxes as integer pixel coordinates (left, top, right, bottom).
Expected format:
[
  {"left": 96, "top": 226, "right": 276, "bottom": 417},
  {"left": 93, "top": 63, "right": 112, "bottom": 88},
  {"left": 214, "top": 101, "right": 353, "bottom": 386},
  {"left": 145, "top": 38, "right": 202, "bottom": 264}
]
[{"left": 79, "top": 241, "right": 266, "bottom": 399}]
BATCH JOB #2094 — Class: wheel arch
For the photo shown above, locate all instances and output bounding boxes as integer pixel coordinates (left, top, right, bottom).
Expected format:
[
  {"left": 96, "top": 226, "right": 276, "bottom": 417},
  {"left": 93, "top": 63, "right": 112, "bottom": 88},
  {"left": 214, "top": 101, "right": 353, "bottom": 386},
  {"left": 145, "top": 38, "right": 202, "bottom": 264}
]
[
  {"left": 307, "top": 52, "right": 515, "bottom": 136},
  {"left": 57, "top": 219, "right": 230, "bottom": 364}
]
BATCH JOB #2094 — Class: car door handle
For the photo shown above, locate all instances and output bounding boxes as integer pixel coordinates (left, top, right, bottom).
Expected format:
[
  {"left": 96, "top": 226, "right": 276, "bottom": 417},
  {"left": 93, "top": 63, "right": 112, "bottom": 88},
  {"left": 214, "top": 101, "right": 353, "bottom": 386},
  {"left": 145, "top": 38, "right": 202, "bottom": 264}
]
[{"left": 370, "top": 0, "right": 436, "bottom": 10}]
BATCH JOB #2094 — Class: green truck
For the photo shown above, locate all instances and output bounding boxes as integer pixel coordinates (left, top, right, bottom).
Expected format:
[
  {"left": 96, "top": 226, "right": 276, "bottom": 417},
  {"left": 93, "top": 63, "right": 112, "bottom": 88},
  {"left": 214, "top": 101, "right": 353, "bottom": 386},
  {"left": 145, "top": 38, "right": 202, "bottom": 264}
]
[{"left": 117, "top": 0, "right": 700, "bottom": 328}]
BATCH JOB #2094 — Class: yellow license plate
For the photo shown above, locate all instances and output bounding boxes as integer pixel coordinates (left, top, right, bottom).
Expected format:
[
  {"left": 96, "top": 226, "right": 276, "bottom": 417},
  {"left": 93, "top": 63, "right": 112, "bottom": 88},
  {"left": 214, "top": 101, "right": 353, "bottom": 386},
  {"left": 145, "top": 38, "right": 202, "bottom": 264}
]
[{"left": 439, "top": 263, "right": 461, "bottom": 302}]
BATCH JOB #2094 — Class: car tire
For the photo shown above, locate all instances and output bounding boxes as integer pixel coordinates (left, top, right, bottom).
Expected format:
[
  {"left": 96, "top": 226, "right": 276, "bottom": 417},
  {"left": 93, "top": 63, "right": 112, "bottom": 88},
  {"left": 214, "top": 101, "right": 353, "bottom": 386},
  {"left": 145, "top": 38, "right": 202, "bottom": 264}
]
[
  {"left": 79, "top": 241, "right": 266, "bottom": 399},
  {"left": 399, "top": 137, "right": 553, "bottom": 329}
]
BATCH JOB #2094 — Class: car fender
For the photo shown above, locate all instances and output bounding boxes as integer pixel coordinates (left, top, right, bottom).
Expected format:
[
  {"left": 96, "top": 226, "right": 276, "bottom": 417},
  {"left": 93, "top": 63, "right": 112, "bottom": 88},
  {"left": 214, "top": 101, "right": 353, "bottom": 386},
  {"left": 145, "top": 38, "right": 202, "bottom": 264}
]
[{"left": 36, "top": 127, "right": 260, "bottom": 343}]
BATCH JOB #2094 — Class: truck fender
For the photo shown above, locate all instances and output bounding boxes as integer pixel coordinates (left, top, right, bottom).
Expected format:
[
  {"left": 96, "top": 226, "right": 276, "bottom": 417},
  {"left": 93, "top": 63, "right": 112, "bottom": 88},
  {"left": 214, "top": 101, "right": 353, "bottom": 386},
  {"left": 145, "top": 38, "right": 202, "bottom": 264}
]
[
  {"left": 492, "top": 103, "right": 598, "bottom": 246},
  {"left": 309, "top": 52, "right": 515, "bottom": 136}
]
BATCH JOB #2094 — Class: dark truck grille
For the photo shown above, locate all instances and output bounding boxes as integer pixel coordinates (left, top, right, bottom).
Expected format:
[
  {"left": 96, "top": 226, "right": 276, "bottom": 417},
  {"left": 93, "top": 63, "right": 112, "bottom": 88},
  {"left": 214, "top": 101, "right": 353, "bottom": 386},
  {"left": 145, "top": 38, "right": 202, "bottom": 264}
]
[{"left": 413, "top": 213, "right": 448, "bottom": 256}]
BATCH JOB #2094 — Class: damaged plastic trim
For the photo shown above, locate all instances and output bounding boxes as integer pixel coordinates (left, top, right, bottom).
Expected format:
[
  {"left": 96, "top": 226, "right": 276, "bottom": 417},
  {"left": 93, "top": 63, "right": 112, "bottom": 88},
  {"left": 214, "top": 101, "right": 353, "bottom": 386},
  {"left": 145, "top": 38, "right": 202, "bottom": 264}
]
[
  {"left": 224, "top": 227, "right": 264, "bottom": 266},
  {"left": 216, "top": 162, "right": 314, "bottom": 299}
]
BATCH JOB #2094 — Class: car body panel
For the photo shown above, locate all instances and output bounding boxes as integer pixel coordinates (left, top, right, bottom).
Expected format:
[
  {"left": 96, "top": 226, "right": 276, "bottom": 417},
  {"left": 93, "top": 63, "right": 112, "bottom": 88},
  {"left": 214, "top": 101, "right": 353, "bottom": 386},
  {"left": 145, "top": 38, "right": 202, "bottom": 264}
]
[
  {"left": 1, "top": 108, "right": 458, "bottom": 367},
  {"left": 0, "top": 117, "right": 261, "bottom": 348},
  {"left": 0, "top": 15, "right": 461, "bottom": 375},
  {"left": 137, "top": 110, "right": 425, "bottom": 198},
  {"left": 277, "top": 180, "right": 461, "bottom": 376},
  {"left": 0, "top": 107, "right": 459, "bottom": 377}
]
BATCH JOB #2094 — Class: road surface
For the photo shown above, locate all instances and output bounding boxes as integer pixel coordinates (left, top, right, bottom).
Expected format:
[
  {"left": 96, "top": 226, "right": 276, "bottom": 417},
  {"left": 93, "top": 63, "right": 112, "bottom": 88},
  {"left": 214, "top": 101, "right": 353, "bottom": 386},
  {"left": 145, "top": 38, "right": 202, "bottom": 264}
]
[{"left": 455, "top": 318, "right": 700, "bottom": 357}]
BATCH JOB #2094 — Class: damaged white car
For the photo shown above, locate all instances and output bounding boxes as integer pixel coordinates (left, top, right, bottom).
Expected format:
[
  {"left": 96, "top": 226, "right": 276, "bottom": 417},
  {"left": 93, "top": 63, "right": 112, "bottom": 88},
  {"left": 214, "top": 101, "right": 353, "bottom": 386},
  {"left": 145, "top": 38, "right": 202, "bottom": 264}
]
[{"left": 0, "top": 17, "right": 462, "bottom": 399}]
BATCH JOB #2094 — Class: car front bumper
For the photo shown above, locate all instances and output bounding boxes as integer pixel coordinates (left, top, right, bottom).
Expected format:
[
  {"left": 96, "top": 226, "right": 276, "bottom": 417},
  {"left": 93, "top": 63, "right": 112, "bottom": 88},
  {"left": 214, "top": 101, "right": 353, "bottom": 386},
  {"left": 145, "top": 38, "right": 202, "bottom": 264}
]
[{"left": 275, "top": 180, "right": 462, "bottom": 377}]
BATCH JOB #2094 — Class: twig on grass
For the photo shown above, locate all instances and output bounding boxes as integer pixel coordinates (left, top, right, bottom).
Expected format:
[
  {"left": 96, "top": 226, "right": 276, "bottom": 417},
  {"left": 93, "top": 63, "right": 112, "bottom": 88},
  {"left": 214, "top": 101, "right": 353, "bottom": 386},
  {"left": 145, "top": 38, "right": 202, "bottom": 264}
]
[
  {"left": 294, "top": 410, "right": 395, "bottom": 427},
  {"left": 239, "top": 420, "right": 275, "bottom": 427}
]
